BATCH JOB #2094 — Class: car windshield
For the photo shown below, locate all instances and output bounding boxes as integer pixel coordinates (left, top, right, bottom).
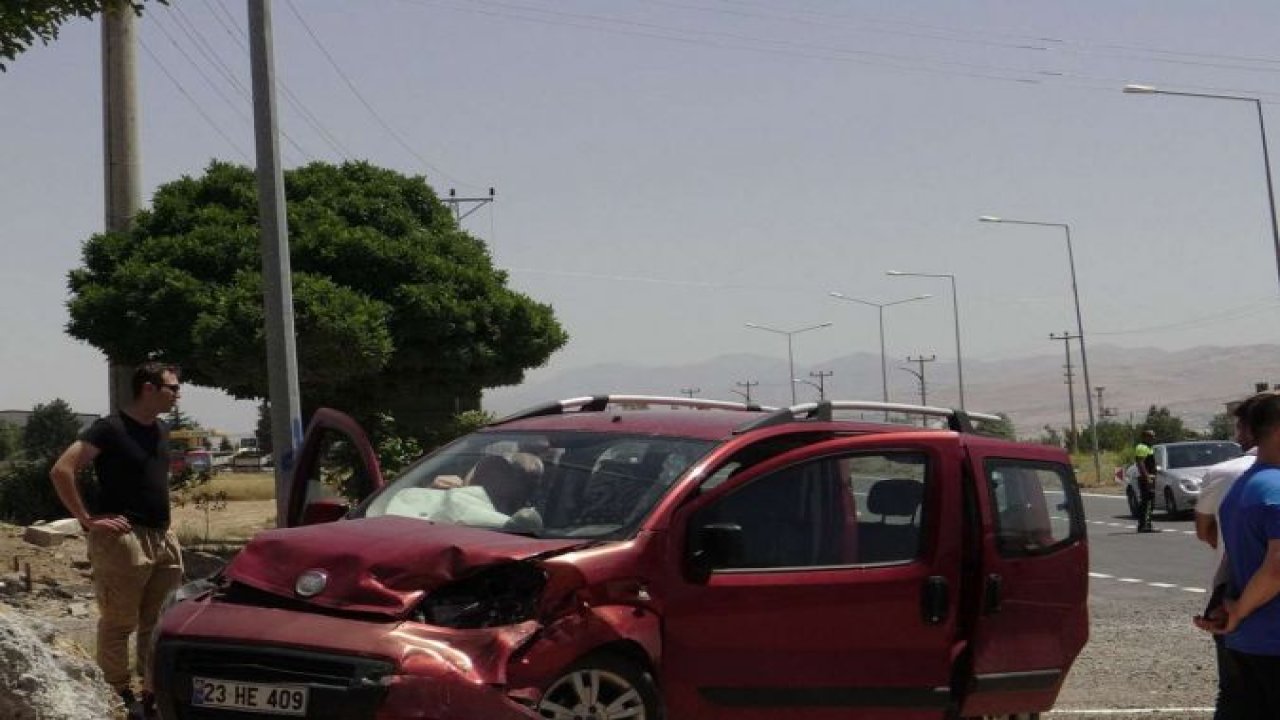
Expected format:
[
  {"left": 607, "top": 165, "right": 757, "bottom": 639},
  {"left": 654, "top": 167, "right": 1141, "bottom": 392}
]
[
  {"left": 1166, "top": 442, "right": 1241, "bottom": 469},
  {"left": 354, "top": 430, "right": 714, "bottom": 539}
]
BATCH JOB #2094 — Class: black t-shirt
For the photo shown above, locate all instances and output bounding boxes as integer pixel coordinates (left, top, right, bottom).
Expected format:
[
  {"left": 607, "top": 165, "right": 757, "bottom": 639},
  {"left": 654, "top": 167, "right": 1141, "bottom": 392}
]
[{"left": 80, "top": 411, "right": 172, "bottom": 529}]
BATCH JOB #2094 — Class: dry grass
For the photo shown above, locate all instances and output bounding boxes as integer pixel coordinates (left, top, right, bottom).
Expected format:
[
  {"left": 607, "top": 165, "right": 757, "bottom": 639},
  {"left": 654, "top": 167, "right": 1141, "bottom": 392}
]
[{"left": 197, "top": 471, "right": 278, "bottom": 501}]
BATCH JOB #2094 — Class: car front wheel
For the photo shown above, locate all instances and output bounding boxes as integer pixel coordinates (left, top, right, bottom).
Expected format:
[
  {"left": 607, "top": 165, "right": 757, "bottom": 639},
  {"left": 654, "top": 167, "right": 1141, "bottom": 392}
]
[
  {"left": 537, "top": 652, "right": 662, "bottom": 720},
  {"left": 1165, "top": 487, "right": 1180, "bottom": 518}
]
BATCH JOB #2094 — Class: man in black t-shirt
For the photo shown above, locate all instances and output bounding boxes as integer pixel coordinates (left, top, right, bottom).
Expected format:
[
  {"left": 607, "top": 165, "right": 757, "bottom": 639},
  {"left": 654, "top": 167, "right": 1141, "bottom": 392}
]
[{"left": 50, "top": 362, "right": 185, "bottom": 717}]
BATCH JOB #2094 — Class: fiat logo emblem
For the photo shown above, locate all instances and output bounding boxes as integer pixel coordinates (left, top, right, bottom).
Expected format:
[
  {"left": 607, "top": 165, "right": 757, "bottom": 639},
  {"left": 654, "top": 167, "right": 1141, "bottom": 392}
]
[{"left": 294, "top": 569, "right": 328, "bottom": 598}]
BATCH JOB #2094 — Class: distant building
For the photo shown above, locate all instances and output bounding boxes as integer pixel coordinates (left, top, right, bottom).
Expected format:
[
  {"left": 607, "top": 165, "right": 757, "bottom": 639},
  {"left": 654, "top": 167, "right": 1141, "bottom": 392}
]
[{"left": 0, "top": 409, "right": 99, "bottom": 432}]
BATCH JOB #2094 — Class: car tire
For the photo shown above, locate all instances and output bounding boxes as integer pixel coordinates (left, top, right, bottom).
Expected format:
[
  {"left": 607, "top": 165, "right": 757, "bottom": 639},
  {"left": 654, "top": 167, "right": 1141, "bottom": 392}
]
[
  {"left": 1126, "top": 487, "right": 1139, "bottom": 519},
  {"left": 537, "top": 651, "right": 663, "bottom": 720},
  {"left": 1165, "top": 488, "right": 1180, "bottom": 519}
]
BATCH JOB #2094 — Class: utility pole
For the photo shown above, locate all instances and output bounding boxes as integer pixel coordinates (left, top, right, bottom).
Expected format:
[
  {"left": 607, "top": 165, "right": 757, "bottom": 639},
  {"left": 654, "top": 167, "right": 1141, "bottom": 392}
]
[
  {"left": 445, "top": 187, "right": 496, "bottom": 222},
  {"left": 809, "top": 370, "right": 833, "bottom": 401},
  {"left": 1050, "top": 332, "right": 1081, "bottom": 452},
  {"left": 904, "top": 354, "right": 936, "bottom": 406},
  {"left": 103, "top": 2, "right": 141, "bottom": 412},
  {"left": 732, "top": 380, "right": 758, "bottom": 404},
  {"left": 679, "top": 387, "right": 701, "bottom": 398},
  {"left": 250, "top": 0, "right": 304, "bottom": 525},
  {"left": 1096, "top": 386, "right": 1116, "bottom": 418}
]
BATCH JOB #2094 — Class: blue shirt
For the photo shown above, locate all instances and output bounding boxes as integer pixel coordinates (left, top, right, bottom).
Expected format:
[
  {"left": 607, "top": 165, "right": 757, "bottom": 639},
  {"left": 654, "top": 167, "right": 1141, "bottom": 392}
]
[{"left": 1221, "top": 463, "right": 1280, "bottom": 655}]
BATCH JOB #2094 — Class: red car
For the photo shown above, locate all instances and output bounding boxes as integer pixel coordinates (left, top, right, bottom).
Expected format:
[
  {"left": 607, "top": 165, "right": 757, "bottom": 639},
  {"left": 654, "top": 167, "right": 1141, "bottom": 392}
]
[{"left": 153, "top": 396, "right": 1088, "bottom": 720}]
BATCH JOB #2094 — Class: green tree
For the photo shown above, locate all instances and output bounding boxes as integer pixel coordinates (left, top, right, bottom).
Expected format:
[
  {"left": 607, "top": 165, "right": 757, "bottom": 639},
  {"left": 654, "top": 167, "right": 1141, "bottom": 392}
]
[
  {"left": 1074, "top": 419, "right": 1137, "bottom": 453},
  {"left": 974, "top": 412, "right": 1016, "bottom": 440},
  {"left": 165, "top": 404, "right": 199, "bottom": 431},
  {"left": 65, "top": 161, "right": 568, "bottom": 443},
  {"left": 1206, "top": 412, "right": 1236, "bottom": 441},
  {"left": 1139, "top": 405, "right": 1193, "bottom": 444},
  {"left": 0, "top": 421, "right": 19, "bottom": 461},
  {"left": 1036, "top": 425, "right": 1063, "bottom": 448},
  {"left": 21, "top": 399, "right": 83, "bottom": 460},
  {"left": 0, "top": 1, "right": 161, "bottom": 71},
  {"left": 255, "top": 401, "right": 272, "bottom": 454}
]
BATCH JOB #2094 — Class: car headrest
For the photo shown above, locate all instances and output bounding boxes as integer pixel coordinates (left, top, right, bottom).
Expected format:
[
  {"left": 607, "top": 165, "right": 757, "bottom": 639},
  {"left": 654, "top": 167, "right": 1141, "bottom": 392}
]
[{"left": 866, "top": 478, "right": 923, "bottom": 518}]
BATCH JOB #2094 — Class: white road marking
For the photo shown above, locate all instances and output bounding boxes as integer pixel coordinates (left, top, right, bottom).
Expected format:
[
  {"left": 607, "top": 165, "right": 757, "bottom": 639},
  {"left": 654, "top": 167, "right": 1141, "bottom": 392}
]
[
  {"left": 1048, "top": 709, "right": 1212, "bottom": 716},
  {"left": 1080, "top": 492, "right": 1128, "bottom": 499},
  {"left": 1089, "top": 571, "right": 1206, "bottom": 594}
]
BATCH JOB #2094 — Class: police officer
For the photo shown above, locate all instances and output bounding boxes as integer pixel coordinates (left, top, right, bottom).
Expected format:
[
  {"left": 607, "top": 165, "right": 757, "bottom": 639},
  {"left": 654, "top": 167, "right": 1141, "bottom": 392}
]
[{"left": 1134, "top": 429, "right": 1158, "bottom": 533}]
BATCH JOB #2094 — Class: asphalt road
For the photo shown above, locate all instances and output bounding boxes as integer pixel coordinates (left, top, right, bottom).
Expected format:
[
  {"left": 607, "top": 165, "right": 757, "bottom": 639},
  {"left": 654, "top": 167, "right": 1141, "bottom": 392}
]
[
  {"left": 1081, "top": 491, "right": 1217, "bottom": 599},
  {"left": 1045, "top": 491, "right": 1220, "bottom": 718}
]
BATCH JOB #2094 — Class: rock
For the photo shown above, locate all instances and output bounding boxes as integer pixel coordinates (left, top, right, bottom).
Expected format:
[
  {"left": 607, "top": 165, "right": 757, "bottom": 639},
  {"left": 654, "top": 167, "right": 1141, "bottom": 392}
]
[
  {"left": 0, "top": 603, "right": 120, "bottom": 719},
  {"left": 21, "top": 525, "right": 65, "bottom": 548}
]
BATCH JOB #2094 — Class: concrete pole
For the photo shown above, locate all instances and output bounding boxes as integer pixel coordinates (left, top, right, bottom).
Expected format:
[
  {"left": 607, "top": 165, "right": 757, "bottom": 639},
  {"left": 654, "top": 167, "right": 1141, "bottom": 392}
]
[
  {"left": 102, "top": 3, "right": 141, "bottom": 412},
  {"left": 249, "top": 0, "right": 304, "bottom": 525}
]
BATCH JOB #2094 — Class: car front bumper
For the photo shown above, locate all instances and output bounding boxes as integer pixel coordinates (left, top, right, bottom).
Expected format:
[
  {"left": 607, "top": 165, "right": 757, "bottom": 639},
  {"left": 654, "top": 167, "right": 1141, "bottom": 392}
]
[{"left": 153, "top": 599, "right": 542, "bottom": 720}]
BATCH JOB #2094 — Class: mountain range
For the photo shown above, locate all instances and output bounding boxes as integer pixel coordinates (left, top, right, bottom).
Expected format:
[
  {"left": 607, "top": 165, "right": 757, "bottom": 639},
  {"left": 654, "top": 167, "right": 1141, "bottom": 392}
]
[{"left": 484, "top": 344, "right": 1280, "bottom": 437}]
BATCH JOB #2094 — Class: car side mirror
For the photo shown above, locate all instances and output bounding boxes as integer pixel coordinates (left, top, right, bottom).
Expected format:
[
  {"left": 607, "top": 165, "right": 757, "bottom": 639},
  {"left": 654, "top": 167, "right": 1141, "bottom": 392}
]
[
  {"left": 300, "top": 498, "right": 349, "bottom": 526},
  {"left": 688, "top": 523, "right": 745, "bottom": 583}
]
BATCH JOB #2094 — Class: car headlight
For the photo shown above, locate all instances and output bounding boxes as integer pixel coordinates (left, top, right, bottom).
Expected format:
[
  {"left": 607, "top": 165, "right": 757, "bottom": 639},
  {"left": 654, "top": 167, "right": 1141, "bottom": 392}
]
[
  {"left": 160, "top": 576, "right": 220, "bottom": 615},
  {"left": 1177, "top": 476, "right": 1202, "bottom": 493},
  {"left": 414, "top": 563, "right": 546, "bottom": 629}
]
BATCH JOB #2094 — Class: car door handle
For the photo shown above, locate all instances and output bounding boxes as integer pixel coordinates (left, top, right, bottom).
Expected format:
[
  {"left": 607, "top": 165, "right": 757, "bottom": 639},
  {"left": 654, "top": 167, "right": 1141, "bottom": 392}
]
[
  {"left": 983, "top": 573, "right": 1003, "bottom": 614},
  {"left": 921, "top": 575, "right": 949, "bottom": 625}
]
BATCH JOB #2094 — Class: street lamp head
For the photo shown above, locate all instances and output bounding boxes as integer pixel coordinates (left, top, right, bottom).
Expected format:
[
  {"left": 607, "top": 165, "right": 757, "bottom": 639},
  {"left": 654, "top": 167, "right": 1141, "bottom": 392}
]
[
  {"left": 1123, "top": 84, "right": 1158, "bottom": 94},
  {"left": 885, "top": 270, "right": 903, "bottom": 276},
  {"left": 828, "top": 291, "right": 848, "bottom": 300},
  {"left": 978, "top": 215, "right": 1003, "bottom": 223}
]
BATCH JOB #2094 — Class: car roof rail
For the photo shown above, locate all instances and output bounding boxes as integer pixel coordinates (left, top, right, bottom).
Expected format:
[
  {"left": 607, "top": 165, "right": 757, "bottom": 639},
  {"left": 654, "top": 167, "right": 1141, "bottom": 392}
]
[
  {"left": 492, "top": 394, "right": 771, "bottom": 425},
  {"left": 733, "top": 400, "right": 1002, "bottom": 434}
]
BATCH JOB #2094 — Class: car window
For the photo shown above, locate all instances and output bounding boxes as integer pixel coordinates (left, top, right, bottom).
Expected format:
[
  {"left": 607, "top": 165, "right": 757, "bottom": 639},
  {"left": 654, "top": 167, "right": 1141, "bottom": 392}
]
[
  {"left": 986, "top": 458, "right": 1081, "bottom": 556},
  {"left": 690, "top": 451, "right": 929, "bottom": 570},
  {"left": 355, "top": 431, "right": 713, "bottom": 539},
  {"left": 1165, "top": 443, "right": 1241, "bottom": 469}
]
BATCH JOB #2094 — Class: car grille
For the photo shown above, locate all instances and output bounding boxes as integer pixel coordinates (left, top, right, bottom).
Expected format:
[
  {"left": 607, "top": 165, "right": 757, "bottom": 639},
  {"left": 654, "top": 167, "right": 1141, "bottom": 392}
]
[{"left": 154, "top": 640, "right": 393, "bottom": 719}]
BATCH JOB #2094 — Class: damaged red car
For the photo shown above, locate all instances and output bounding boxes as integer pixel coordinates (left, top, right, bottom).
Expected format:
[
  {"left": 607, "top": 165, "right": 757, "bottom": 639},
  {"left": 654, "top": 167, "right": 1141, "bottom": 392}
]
[{"left": 152, "top": 396, "right": 1088, "bottom": 720}]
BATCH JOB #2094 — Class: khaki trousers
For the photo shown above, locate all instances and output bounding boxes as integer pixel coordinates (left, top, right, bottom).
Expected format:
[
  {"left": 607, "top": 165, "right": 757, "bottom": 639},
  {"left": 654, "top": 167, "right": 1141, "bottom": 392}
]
[{"left": 87, "top": 526, "right": 184, "bottom": 691}]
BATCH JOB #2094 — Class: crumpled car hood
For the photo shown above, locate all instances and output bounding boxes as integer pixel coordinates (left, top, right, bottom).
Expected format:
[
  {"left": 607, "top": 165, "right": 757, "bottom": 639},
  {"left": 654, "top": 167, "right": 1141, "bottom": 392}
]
[{"left": 224, "top": 516, "right": 583, "bottom": 617}]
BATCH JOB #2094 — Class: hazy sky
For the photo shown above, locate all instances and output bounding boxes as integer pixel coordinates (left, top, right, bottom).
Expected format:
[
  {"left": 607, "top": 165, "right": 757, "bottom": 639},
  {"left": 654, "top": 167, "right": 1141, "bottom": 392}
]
[{"left": 4, "top": 0, "right": 1280, "bottom": 433}]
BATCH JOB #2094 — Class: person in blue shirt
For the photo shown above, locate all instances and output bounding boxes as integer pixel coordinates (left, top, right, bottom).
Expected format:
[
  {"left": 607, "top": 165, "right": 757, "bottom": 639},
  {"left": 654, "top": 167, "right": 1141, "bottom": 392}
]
[{"left": 1211, "top": 391, "right": 1280, "bottom": 717}]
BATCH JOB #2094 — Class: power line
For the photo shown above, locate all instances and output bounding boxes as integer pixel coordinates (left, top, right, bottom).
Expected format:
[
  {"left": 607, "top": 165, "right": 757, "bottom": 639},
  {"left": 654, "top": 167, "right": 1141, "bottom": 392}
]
[
  {"left": 148, "top": 9, "right": 313, "bottom": 163},
  {"left": 138, "top": 38, "right": 250, "bottom": 160},
  {"left": 281, "top": 0, "right": 475, "bottom": 185},
  {"left": 203, "top": 0, "right": 356, "bottom": 159},
  {"left": 394, "top": 0, "right": 1041, "bottom": 85}
]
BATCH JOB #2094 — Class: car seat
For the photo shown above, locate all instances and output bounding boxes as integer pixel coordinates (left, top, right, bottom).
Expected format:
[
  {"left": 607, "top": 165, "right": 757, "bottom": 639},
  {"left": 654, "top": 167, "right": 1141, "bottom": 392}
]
[{"left": 858, "top": 478, "right": 923, "bottom": 563}]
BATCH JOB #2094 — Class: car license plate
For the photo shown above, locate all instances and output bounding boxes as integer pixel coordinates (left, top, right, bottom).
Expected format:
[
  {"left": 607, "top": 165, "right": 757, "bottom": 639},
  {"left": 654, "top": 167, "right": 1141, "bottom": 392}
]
[{"left": 191, "top": 676, "right": 309, "bottom": 716}]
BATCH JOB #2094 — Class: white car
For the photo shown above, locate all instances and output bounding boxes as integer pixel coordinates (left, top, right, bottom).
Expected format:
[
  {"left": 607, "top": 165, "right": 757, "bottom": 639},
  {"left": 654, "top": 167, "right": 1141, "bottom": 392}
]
[{"left": 1124, "top": 440, "right": 1242, "bottom": 518}]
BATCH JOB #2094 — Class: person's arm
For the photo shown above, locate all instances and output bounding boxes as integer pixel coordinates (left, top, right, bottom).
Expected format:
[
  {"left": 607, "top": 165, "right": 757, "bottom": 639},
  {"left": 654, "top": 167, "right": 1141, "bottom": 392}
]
[
  {"left": 49, "top": 441, "right": 130, "bottom": 533},
  {"left": 1195, "top": 512, "right": 1219, "bottom": 549},
  {"left": 1216, "top": 539, "right": 1280, "bottom": 634}
]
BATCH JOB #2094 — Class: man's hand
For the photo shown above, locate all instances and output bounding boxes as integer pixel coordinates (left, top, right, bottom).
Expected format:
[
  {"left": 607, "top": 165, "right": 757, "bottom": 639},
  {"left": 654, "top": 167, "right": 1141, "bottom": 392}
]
[
  {"left": 429, "top": 475, "right": 464, "bottom": 490},
  {"left": 83, "top": 515, "right": 131, "bottom": 534},
  {"left": 1207, "top": 598, "right": 1244, "bottom": 635}
]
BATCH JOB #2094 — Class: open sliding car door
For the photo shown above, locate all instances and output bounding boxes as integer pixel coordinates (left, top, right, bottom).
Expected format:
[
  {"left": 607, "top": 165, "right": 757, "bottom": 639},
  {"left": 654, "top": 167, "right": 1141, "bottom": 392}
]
[
  {"left": 662, "top": 433, "right": 967, "bottom": 720},
  {"left": 285, "top": 408, "right": 385, "bottom": 528},
  {"left": 957, "top": 439, "right": 1088, "bottom": 717}
]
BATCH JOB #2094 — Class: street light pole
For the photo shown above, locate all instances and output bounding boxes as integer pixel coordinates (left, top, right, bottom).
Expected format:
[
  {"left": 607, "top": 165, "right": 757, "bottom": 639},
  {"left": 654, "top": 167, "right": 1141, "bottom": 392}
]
[
  {"left": 828, "top": 293, "right": 932, "bottom": 405},
  {"left": 980, "top": 216, "right": 1102, "bottom": 484},
  {"left": 1124, "top": 84, "right": 1280, "bottom": 291},
  {"left": 887, "top": 270, "right": 965, "bottom": 409},
  {"left": 744, "top": 322, "right": 833, "bottom": 405}
]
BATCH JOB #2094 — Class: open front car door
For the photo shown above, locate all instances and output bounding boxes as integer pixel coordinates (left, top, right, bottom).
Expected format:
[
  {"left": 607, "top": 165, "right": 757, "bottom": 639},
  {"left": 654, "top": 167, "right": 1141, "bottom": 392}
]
[{"left": 285, "top": 408, "right": 385, "bottom": 528}]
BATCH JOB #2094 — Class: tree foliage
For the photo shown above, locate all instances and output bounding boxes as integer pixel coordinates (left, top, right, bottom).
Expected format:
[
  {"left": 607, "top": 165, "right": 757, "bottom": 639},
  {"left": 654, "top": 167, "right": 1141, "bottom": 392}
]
[
  {"left": 974, "top": 412, "right": 1015, "bottom": 440},
  {"left": 1206, "top": 412, "right": 1236, "bottom": 442},
  {"left": 1139, "top": 405, "right": 1194, "bottom": 444},
  {"left": 0, "top": 1, "right": 160, "bottom": 71},
  {"left": 66, "top": 161, "right": 568, "bottom": 440},
  {"left": 0, "top": 422, "right": 19, "bottom": 461},
  {"left": 21, "top": 399, "right": 83, "bottom": 460}
]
